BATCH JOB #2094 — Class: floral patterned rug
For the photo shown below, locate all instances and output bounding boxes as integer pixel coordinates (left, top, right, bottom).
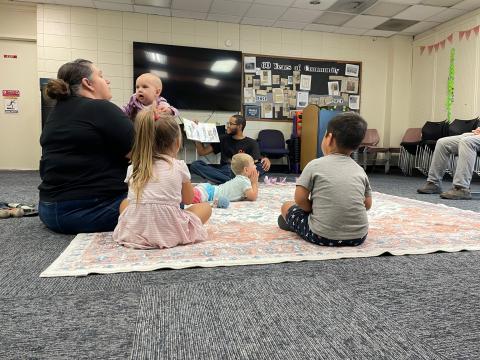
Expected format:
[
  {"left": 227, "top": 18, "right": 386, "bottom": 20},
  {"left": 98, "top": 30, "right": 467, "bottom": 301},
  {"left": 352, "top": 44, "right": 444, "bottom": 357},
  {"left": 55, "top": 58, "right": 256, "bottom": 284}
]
[{"left": 40, "top": 183, "right": 480, "bottom": 277}]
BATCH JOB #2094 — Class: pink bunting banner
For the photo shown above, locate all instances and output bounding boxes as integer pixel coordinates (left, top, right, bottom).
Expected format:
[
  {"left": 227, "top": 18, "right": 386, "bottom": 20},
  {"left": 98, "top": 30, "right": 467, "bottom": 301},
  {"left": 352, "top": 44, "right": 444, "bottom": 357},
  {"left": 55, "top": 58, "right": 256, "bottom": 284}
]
[{"left": 419, "top": 26, "right": 479, "bottom": 55}]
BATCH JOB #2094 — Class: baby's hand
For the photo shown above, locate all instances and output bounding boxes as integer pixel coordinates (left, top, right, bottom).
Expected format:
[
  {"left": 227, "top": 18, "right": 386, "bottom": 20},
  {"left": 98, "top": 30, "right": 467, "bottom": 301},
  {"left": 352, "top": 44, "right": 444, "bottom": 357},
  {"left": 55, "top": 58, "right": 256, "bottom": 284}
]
[
  {"left": 249, "top": 169, "right": 259, "bottom": 183},
  {"left": 473, "top": 127, "right": 480, "bottom": 135},
  {"left": 157, "top": 103, "right": 173, "bottom": 114}
]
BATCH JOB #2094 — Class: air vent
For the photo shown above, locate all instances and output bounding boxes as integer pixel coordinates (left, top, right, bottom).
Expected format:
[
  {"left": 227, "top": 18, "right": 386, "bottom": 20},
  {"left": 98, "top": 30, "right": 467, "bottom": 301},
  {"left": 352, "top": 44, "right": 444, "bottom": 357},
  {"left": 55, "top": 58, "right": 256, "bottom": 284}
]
[
  {"left": 375, "top": 19, "right": 419, "bottom": 32},
  {"left": 327, "top": 0, "right": 378, "bottom": 14}
]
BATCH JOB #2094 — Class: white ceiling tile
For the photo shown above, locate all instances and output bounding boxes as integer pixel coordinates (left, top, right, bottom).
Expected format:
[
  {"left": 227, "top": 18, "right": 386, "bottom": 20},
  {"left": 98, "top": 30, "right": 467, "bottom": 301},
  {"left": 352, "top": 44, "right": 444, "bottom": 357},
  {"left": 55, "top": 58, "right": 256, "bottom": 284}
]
[
  {"left": 304, "top": 23, "right": 339, "bottom": 32},
  {"left": 171, "top": 9, "right": 207, "bottom": 19},
  {"left": 255, "top": 0, "right": 295, "bottom": 5},
  {"left": 210, "top": 0, "right": 251, "bottom": 16},
  {"left": 244, "top": 4, "right": 288, "bottom": 19},
  {"left": 172, "top": 0, "right": 212, "bottom": 12},
  {"left": 279, "top": 8, "right": 323, "bottom": 22},
  {"left": 384, "top": 0, "right": 422, "bottom": 4},
  {"left": 94, "top": 1, "right": 134, "bottom": 11},
  {"left": 102, "top": 0, "right": 132, "bottom": 3},
  {"left": 314, "top": 12, "right": 354, "bottom": 25},
  {"left": 55, "top": 0, "right": 95, "bottom": 6},
  {"left": 421, "top": 0, "right": 462, "bottom": 6},
  {"left": 452, "top": 0, "right": 480, "bottom": 11},
  {"left": 394, "top": 5, "right": 447, "bottom": 21},
  {"left": 364, "top": 29, "right": 397, "bottom": 37},
  {"left": 426, "top": 8, "right": 466, "bottom": 22},
  {"left": 273, "top": 20, "right": 309, "bottom": 30},
  {"left": 291, "top": 0, "right": 338, "bottom": 11},
  {"left": 207, "top": 13, "right": 242, "bottom": 22},
  {"left": 363, "top": 2, "right": 409, "bottom": 17},
  {"left": 133, "top": 4, "right": 171, "bottom": 15},
  {"left": 401, "top": 20, "right": 439, "bottom": 34},
  {"left": 241, "top": 17, "right": 276, "bottom": 26},
  {"left": 343, "top": 15, "right": 389, "bottom": 29},
  {"left": 335, "top": 27, "right": 368, "bottom": 35}
]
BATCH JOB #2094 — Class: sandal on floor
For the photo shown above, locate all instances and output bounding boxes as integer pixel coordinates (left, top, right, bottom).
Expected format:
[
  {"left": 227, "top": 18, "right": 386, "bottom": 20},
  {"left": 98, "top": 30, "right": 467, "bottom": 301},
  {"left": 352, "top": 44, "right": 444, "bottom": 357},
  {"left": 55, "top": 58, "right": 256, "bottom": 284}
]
[
  {"left": 0, "top": 208, "right": 24, "bottom": 219},
  {"left": 7, "top": 203, "right": 38, "bottom": 217}
]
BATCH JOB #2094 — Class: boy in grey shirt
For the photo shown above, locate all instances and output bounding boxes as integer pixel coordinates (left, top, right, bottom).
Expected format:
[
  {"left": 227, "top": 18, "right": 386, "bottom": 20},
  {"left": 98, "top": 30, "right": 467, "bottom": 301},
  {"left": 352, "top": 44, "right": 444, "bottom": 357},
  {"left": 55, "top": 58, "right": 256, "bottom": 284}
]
[{"left": 278, "top": 113, "right": 372, "bottom": 246}]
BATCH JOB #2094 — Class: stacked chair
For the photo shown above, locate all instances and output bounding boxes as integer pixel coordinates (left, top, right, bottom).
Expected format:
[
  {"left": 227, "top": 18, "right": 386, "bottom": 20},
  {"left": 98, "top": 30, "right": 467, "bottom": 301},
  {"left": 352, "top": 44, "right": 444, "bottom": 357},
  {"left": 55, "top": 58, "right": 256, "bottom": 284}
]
[
  {"left": 415, "top": 118, "right": 479, "bottom": 176},
  {"left": 415, "top": 120, "right": 449, "bottom": 175},
  {"left": 354, "top": 129, "right": 390, "bottom": 173},
  {"left": 390, "top": 128, "right": 422, "bottom": 176}
]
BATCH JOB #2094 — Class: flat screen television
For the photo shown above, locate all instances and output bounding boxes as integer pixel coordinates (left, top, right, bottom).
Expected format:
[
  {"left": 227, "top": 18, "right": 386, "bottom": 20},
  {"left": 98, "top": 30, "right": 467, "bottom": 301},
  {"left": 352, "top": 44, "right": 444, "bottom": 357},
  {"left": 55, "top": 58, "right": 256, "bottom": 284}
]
[{"left": 133, "top": 42, "right": 242, "bottom": 112}]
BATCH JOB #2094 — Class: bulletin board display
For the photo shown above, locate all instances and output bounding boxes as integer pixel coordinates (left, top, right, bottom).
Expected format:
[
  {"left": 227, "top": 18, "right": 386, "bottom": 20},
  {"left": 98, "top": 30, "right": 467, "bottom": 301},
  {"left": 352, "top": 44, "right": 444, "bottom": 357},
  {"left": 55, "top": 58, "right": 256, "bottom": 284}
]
[{"left": 242, "top": 54, "right": 361, "bottom": 121}]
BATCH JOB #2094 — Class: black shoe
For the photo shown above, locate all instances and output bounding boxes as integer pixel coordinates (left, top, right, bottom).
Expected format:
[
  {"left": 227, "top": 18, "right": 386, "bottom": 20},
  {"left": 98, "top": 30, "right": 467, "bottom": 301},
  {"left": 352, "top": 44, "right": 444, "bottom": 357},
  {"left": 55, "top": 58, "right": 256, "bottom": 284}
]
[{"left": 278, "top": 215, "right": 292, "bottom": 231}]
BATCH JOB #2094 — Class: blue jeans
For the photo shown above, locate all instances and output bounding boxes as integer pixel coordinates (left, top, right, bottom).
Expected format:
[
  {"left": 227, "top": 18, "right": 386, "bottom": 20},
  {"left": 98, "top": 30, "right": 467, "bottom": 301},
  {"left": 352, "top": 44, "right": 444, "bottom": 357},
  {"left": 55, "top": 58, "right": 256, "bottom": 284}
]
[
  {"left": 39, "top": 193, "right": 127, "bottom": 234},
  {"left": 190, "top": 160, "right": 266, "bottom": 184}
]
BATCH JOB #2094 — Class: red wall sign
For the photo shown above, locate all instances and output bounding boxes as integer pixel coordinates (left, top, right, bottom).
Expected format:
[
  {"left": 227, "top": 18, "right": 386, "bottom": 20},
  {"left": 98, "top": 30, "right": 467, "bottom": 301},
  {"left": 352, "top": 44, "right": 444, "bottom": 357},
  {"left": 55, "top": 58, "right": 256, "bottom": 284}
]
[
  {"left": 3, "top": 54, "right": 17, "bottom": 58},
  {"left": 2, "top": 90, "right": 20, "bottom": 97}
]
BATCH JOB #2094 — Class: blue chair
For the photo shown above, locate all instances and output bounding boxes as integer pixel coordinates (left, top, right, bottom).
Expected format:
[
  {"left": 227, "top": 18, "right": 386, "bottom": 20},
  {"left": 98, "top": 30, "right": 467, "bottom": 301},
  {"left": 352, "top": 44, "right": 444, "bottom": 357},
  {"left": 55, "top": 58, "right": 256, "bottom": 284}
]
[{"left": 257, "top": 129, "right": 290, "bottom": 171}]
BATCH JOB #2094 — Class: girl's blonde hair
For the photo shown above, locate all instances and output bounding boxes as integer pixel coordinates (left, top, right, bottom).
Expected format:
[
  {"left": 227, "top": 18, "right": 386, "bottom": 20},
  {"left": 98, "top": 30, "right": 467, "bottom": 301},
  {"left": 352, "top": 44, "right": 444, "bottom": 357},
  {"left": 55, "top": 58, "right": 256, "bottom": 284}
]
[{"left": 130, "top": 107, "right": 181, "bottom": 202}]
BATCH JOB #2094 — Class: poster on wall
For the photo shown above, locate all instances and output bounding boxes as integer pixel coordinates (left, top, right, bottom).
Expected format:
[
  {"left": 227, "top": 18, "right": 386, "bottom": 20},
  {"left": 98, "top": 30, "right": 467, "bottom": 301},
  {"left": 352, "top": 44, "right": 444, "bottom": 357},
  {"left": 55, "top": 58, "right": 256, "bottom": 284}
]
[{"left": 244, "top": 56, "right": 257, "bottom": 73}]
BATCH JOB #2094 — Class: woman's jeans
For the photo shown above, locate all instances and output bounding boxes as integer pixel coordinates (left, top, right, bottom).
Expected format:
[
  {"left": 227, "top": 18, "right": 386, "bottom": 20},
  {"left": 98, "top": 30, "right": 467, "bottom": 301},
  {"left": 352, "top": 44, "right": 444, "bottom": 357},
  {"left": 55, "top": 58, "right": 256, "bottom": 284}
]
[{"left": 39, "top": 193, "right": 126, "bottom": 234}]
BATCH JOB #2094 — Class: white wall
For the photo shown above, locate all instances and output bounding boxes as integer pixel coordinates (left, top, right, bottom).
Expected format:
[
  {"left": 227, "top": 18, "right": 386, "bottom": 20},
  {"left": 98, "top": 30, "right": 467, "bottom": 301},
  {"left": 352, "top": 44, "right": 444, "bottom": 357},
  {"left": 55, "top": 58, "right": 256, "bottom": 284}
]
[
  {"left": 36, "top": 4, "right": 412, "bottom": 145},
  {"left": 0, "top": 2, "right": 40, "bottom": 170},
  {"left": 411, "top": 8, "right": 480, "bottom": 128},
  {"left": 1, "top": 2, "right": 415, "bottom": 169}
]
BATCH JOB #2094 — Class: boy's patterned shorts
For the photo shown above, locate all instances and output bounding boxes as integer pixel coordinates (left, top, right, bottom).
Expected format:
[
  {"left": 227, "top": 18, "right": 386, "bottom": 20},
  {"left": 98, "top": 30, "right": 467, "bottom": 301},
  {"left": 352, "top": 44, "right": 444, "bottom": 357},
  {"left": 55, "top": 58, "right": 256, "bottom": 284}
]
[{"left": 285, "top": 205, "right": 367, "bottom": 247}]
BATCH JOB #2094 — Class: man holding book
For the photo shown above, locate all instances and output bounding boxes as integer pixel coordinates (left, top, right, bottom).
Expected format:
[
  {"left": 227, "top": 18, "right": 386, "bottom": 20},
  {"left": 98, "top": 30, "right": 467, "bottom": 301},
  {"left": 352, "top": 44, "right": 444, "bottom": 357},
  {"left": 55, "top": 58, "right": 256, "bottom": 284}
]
[{"left": 190, "top": 114, "right": 271, "bottom": 184}]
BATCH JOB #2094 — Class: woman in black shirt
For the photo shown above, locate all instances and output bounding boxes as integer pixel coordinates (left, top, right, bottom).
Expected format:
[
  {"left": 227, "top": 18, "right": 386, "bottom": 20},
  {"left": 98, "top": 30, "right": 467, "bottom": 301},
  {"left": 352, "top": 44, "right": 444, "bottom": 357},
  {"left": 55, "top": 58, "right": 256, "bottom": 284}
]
[{"left": 39, "top": 59, "right": 134, "bottom": 234}]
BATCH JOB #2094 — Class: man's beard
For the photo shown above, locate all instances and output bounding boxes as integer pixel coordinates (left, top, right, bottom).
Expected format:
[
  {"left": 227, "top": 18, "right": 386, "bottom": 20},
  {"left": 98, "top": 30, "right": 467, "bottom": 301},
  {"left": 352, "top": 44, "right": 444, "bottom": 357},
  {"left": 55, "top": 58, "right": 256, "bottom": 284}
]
[{"left": 228, "top": 128, "right": 238, "bottom": 136}]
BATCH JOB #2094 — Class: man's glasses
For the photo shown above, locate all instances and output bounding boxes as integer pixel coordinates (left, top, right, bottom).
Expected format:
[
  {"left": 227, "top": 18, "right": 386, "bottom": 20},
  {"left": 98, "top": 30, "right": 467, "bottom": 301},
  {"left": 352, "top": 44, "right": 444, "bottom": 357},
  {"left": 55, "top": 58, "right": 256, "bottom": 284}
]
[{"left": 226, "top": 122, "right": 237, "bottom": 127}]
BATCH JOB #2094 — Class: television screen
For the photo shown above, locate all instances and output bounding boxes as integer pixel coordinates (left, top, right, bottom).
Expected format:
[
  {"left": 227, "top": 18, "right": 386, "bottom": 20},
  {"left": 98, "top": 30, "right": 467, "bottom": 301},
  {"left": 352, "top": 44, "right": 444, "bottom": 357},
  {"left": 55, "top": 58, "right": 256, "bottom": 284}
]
[{"left": 133, "top": 42, "right": 242, "bottom": 112}]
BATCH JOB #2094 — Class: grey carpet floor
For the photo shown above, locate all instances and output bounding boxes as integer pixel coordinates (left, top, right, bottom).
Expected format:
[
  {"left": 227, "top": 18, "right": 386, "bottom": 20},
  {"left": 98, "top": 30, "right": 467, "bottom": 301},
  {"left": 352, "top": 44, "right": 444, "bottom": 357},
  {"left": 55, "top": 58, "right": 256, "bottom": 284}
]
[{"left": 0, "top": 170, "right": 479, "bottom": 359}]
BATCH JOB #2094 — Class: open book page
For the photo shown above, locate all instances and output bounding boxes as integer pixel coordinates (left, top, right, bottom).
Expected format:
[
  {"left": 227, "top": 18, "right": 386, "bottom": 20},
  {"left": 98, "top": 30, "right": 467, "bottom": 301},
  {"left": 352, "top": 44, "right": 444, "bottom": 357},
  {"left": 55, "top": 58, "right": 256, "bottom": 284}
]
[{"left": 183, "top": 118, "right": 220, "bottom": 143}]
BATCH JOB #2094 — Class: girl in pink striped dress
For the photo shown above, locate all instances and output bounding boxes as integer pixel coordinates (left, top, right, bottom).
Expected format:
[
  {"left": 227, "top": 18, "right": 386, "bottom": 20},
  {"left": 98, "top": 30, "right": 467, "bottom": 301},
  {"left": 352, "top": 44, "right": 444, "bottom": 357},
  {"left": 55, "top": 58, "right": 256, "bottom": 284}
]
[{"left": 113, "top": 108, "right": 211, "bottom": 249}]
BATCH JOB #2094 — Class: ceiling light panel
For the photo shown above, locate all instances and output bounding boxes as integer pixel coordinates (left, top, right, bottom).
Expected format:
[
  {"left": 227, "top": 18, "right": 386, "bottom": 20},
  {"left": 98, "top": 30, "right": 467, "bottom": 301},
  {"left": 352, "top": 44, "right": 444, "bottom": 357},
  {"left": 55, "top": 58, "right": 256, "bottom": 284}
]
[
  {"left": 134, "top": 0, "right": 171, "bottom": 6},
  {"left": 375, "top": 18, "right": 419, "bottom": 31},
  {"left": 327, "top": 0, "right": 379, "bottom": 14}
]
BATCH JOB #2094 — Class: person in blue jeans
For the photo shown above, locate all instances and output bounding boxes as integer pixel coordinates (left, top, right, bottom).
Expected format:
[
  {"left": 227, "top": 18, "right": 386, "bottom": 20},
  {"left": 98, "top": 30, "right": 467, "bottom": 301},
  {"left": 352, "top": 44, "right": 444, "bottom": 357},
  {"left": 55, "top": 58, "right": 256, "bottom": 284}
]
[
  {"left": 190, "top": 114, "right": 271, "bottom": 184},
  {"left": 39, "top": 59, "right": 134, "bottom": 234}
]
